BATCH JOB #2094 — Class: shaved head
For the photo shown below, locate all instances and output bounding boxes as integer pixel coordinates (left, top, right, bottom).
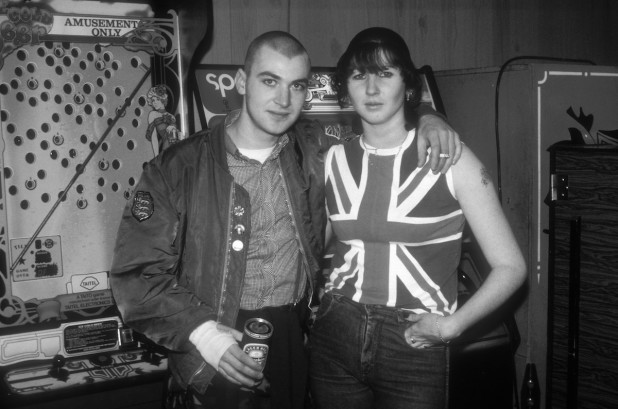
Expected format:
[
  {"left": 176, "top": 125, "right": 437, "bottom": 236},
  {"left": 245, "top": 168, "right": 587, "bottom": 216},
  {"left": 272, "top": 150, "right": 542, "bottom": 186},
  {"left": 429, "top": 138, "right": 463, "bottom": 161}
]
[{"left": 244, "top": 31, "right": 310, "bottom": 74}]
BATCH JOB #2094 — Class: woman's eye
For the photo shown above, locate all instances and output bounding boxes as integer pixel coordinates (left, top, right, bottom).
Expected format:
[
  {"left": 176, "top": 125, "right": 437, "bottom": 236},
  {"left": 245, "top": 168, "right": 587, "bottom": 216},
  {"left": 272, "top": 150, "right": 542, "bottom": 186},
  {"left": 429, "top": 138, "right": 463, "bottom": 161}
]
[{"left": 378, "top": 71, "right": 393, "bottom": 78}]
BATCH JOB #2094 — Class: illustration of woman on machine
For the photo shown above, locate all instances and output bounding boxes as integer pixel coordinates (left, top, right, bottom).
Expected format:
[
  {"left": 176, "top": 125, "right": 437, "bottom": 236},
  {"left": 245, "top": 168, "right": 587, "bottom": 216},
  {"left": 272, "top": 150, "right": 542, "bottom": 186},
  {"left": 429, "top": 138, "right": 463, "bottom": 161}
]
[{"left": 145, "top": 84, "right": 182, "bottom": 156}]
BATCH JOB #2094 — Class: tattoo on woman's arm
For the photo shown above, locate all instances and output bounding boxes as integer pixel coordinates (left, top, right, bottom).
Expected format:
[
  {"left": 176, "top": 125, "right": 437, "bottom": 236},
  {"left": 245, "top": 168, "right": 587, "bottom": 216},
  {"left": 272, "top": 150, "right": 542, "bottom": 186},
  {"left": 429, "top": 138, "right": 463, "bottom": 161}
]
[{"left": 480, "top": 168, "right": 491, "bottom": 187}]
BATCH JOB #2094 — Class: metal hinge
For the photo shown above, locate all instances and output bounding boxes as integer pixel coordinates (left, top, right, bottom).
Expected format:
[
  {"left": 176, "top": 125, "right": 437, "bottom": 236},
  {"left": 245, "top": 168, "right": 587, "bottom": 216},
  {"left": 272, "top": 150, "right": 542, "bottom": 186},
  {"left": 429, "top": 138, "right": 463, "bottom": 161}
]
[{"left": 551, "top": 173, "right": 569, "bottom": 201}]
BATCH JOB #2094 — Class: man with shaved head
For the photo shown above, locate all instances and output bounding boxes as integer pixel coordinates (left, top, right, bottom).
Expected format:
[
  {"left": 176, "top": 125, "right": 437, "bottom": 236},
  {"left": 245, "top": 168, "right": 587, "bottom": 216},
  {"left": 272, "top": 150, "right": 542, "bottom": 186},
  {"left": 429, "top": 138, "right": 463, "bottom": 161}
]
[
  {"left": 243, "top": 31, "right": 308, "bottom": 74},
  {"left": 111, "top": 31, "right": 460, "bottom": 409}
]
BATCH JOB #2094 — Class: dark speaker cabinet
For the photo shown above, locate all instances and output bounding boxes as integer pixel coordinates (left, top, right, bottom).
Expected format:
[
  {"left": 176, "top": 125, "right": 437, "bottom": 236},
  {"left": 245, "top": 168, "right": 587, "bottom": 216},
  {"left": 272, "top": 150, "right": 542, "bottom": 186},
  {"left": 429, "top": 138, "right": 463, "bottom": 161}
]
[
  {"left": 547, "top": 143, "right": 618, "bottom": 409},
  {"left": 449, "top": 233, "right": 520, "bottom": 409}
]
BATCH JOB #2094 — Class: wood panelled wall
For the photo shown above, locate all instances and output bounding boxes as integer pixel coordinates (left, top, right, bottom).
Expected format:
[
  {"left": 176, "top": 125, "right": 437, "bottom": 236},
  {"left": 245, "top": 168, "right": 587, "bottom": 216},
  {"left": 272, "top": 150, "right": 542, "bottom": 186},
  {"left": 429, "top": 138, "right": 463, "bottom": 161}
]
[{"left": 196, "top": 0, "right": 618, "bottom": 71}]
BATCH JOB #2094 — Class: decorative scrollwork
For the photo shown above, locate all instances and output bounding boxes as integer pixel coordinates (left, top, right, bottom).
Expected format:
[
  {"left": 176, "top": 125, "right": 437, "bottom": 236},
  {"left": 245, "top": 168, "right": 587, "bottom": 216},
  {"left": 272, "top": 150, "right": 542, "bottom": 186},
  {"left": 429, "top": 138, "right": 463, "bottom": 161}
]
[{"left": 122, "top": 19, "right": 176, "bottom": 58}]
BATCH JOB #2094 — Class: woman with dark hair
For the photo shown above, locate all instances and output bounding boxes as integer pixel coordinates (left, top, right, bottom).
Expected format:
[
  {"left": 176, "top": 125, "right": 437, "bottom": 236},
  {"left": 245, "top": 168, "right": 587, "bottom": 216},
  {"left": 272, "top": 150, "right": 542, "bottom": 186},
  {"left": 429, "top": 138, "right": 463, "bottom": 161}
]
[
  {"left": 309, "top": 27, "right": 526, "bottom": 409},
  {"left": 332, "top": 27, "right": 423, "bottom": 127}
]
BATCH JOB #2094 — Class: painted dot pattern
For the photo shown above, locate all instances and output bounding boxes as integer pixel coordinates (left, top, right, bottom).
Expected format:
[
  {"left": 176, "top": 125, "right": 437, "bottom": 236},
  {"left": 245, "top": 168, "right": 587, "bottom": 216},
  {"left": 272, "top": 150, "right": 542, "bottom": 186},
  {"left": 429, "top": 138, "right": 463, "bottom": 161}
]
[{"left": 1, "top": 41, "right": 158, "bottom": 218}]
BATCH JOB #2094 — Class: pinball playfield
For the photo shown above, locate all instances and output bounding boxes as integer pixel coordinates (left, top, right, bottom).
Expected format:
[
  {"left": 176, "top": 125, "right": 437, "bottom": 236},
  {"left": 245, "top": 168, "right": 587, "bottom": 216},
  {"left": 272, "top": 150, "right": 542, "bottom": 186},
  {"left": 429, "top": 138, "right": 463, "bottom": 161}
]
[{"left": 0, "top": 3, "right": 184, "bottom": 405}]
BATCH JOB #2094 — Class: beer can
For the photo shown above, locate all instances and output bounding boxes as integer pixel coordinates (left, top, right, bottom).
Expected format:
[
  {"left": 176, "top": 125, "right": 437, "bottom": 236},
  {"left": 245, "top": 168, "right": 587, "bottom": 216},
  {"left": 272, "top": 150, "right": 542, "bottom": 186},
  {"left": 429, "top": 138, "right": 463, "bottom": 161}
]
[{"left": 240, "top": 318, "right": 273, "bottom": 370}]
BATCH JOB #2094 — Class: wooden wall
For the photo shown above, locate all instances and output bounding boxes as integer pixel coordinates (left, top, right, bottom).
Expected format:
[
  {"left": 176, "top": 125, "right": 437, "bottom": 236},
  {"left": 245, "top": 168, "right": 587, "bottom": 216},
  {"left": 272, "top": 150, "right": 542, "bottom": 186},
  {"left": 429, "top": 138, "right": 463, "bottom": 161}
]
[{"left": 196, "top": 0, "right": 618, "bottom": 71}]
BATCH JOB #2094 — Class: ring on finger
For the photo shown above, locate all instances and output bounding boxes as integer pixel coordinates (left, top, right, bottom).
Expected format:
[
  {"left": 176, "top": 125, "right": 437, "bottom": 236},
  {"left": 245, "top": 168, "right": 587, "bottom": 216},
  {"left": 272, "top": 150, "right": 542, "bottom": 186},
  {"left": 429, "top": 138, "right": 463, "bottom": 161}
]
[{"left": 439, "top": 153, "right": 450, "bottom": 158}]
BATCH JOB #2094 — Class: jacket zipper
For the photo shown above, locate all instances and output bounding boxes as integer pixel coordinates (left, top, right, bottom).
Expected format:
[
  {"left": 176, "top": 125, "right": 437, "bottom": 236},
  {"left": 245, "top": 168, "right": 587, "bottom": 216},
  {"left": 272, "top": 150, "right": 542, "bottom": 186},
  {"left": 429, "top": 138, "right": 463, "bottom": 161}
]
[
  {"left": 217, "top": 181, "right": 235, "bottom": 321},
  {"left": 187, "top": 361, "right": 207, "bottom": 386},
  {"left": 188, "top": 181, "right": 235, "bottom": 386},
  {"left": 279, "top": 158, "right": 314, "bottom": 310}
]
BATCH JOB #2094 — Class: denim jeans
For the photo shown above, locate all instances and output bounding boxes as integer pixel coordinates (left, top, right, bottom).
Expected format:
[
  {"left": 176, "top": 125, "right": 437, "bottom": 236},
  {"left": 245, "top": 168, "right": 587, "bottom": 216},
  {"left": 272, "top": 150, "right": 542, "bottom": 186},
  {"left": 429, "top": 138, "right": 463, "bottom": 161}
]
[{"left": 309, "top": 293, "right": 448, "bottom": 409}]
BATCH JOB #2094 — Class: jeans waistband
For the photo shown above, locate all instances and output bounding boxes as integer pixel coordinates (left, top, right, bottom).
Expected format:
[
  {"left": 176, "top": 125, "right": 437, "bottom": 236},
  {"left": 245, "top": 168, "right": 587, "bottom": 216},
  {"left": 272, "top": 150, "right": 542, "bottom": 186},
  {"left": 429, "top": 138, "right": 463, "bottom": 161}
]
[
  {"left": 240, "top": 295, "right": 308, "bottom": 315},
  {"left": 328, "top": 292, "right": 419, "bottom": 322}
]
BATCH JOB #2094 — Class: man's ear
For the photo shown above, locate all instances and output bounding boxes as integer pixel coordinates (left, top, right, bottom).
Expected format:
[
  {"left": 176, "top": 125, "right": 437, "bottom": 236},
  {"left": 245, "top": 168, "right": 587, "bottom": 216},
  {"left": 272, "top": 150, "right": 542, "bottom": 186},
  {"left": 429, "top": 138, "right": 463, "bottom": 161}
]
[{"left": 235, "top": 68, "right": 247, "bottom": 96}]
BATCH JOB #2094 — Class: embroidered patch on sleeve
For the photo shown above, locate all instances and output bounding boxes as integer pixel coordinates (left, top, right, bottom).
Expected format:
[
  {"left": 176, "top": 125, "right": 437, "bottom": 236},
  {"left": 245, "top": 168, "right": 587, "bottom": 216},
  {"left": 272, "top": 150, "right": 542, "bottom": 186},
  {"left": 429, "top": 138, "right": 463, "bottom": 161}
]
[{"left": 132, "top": 191, "right": 154, "bottom": 222}]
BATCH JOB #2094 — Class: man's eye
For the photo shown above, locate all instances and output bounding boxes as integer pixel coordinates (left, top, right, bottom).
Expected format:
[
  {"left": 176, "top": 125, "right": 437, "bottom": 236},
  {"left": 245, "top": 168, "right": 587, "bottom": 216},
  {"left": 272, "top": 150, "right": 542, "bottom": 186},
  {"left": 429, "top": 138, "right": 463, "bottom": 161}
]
[
  {"left": 263, "top": 79, "right": 276, "bottom": 86},
  {"left": 292, "top": 83, "right": 306, "bottom": 91}
]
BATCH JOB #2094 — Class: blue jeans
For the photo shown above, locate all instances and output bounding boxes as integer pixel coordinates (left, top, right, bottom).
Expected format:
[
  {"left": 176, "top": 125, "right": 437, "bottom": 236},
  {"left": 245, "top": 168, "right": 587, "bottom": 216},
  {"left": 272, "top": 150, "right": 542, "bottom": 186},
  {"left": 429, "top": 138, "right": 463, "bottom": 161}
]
[{"left": 309, "top": 293, "right": 448, "bottom": 409}]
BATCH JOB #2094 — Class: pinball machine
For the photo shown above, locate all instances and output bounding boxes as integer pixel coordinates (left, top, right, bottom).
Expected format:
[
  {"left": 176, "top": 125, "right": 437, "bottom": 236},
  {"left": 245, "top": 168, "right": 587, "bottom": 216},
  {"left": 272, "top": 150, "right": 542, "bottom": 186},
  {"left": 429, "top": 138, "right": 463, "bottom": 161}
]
[{"left": 0, "top": 2, "right": 188, "bottom": 406}]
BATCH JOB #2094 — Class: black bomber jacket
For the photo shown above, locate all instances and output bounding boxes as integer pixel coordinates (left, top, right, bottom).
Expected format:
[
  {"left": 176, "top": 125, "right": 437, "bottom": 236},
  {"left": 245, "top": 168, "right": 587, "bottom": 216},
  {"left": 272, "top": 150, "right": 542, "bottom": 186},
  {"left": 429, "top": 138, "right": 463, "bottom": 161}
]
[{"left": 110, "top": 116, "right": 328, "bottom": 392}]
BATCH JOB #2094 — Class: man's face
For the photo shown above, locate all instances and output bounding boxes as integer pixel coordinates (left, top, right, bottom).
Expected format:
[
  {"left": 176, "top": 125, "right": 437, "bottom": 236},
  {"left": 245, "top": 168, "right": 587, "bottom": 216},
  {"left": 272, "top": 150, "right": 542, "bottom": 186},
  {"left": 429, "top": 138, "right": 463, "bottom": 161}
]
[{"left": 236, "top": 46, "right": 310, "bottom": 139}]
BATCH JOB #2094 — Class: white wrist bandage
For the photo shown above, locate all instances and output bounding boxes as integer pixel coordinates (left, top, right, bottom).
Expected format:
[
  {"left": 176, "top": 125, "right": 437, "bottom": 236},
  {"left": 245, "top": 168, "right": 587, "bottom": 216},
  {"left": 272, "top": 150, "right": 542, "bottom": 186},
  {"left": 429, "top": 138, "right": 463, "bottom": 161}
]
[{"left": 189, "top": 320, "right": 237, "bottom": 370}]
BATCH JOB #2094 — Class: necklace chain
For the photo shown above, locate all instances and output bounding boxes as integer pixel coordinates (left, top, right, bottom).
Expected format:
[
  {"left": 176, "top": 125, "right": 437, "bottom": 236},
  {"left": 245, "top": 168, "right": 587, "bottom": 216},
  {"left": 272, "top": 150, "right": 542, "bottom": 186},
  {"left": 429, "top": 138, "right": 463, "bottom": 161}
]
[{"left": 360, "top": 135, "right": 405, "bottom": 156}]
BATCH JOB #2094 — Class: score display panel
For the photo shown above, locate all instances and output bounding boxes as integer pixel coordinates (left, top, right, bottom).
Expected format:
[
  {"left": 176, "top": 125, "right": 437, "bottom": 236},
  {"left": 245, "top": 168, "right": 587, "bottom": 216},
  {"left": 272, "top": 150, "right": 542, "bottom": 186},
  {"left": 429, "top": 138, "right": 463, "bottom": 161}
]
[{"left": 0, "top": 4, "right": 183, "bottom": 395}]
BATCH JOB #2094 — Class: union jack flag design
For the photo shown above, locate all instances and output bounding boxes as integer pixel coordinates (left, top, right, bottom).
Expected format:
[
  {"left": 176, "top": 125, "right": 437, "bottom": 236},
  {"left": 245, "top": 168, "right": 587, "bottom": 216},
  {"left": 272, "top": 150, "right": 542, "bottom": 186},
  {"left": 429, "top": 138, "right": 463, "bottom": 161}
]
[{"left": 325, "top": 131, "right": 464, "bottom": 314}]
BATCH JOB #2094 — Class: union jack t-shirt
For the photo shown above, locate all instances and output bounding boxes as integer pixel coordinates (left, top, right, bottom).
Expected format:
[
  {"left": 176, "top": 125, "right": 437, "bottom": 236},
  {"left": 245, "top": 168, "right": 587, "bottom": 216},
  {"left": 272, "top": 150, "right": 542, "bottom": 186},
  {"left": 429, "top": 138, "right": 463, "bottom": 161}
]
[{"left": 324, "top": 130, "right": 464, "bottom": 314}]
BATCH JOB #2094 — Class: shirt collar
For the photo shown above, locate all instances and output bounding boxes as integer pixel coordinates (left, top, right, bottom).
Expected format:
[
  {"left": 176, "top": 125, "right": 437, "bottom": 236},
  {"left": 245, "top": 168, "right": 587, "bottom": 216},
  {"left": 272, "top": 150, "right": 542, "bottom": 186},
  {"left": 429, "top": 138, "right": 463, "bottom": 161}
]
[{"left": 224, "top": 110, "right": 290, "bottom": 160}]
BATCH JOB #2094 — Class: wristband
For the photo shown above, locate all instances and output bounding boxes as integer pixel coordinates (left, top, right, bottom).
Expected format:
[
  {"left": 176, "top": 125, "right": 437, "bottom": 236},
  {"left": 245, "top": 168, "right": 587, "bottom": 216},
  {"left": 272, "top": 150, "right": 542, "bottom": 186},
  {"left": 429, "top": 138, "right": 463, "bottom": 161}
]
[{"left": 189, "top": 320, "right": 237, "bottom": 369}]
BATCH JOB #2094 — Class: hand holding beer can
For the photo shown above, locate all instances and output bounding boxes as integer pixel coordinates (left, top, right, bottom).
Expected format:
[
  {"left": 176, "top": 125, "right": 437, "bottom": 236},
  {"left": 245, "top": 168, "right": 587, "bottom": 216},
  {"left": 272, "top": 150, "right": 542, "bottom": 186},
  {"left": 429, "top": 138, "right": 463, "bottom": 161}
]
[{"left": 240, "top": 318, "right": 273, "bottom": 371}]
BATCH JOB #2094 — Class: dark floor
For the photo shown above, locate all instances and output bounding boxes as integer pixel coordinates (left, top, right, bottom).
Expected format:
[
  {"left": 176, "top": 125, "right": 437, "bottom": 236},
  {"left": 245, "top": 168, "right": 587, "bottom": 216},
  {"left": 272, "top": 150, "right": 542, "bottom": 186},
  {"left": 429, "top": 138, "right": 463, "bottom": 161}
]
[{"left": 4, "top": 379, "right": 166, "bottom": 409}]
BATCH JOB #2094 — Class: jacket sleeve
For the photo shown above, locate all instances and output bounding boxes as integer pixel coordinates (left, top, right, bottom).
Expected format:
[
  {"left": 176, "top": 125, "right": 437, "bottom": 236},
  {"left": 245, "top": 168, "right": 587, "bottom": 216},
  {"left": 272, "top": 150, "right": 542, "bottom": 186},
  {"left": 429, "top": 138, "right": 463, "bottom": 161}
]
[
  {"left": 110, "top": 158, "right": 216, "bottom": 352},
  {"left": 416, "top": 102, "right": 447, "bottom": 121}
]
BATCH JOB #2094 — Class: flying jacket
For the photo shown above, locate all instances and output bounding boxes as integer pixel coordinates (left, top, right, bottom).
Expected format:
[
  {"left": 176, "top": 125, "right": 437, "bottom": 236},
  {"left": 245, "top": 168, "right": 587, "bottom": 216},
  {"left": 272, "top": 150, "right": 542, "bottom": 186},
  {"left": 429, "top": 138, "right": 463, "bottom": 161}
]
[{"left": 110, "top": 117, "right": 328, "bottom": 393}]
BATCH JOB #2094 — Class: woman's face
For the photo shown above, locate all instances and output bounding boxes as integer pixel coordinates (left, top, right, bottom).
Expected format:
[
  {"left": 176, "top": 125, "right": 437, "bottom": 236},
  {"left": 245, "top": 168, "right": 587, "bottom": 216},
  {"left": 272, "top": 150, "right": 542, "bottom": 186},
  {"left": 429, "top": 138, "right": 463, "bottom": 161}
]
[
  {"left": 346, "top": 63, "right": 406, "bottom": 128},
  {"left": 150, "top": 96, "right": 165, "bottom": 110}
]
